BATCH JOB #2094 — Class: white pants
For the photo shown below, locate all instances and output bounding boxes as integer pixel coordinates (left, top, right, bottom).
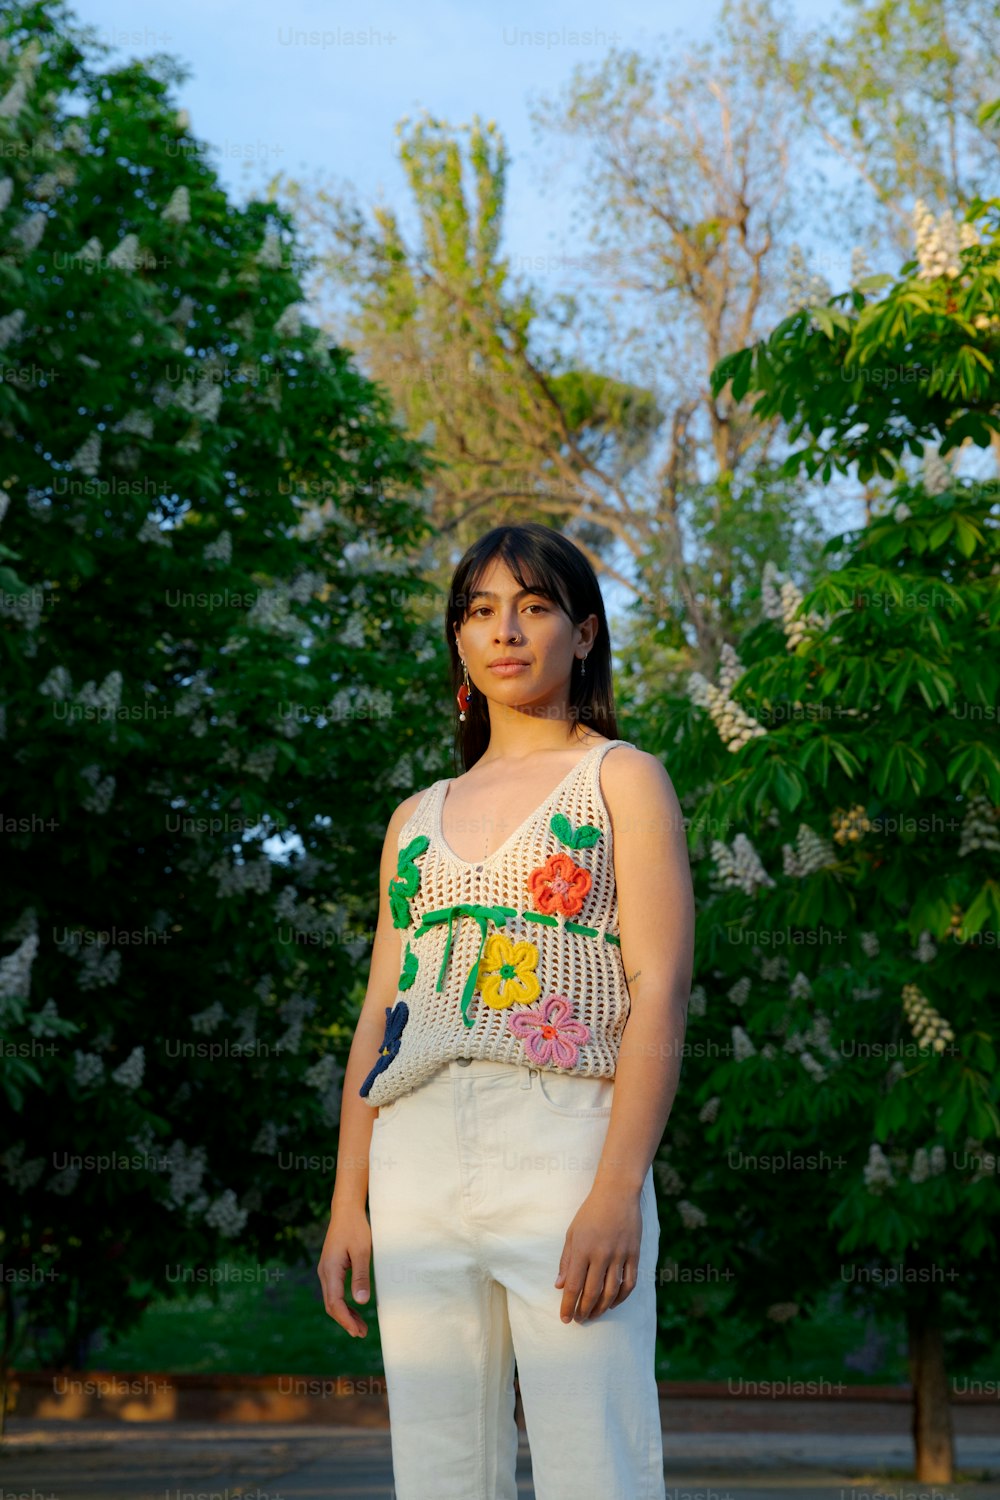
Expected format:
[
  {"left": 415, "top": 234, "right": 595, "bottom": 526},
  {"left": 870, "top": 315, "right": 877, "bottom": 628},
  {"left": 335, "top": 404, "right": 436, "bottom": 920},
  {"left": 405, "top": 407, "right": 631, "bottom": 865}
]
[{"left": 368, "top": 1057, "right": 665, "bottom": 1500}]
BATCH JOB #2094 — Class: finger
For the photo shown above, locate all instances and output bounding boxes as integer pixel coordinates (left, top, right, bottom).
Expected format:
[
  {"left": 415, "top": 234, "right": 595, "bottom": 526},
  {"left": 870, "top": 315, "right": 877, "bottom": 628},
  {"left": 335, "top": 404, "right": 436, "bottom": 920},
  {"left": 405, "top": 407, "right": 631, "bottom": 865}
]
[
  {"left": 558, "top": 1254, "right": 586, "bottom": 1322},
  {"left": 574, "top": 1258, "right": 614, "bottom": 1322},
  {"left": 318, "top": 1252, "right": 368, "bottom": 1336},
  {"left": 609, "top": 1258, "right": 638, "bottom": 1308}
]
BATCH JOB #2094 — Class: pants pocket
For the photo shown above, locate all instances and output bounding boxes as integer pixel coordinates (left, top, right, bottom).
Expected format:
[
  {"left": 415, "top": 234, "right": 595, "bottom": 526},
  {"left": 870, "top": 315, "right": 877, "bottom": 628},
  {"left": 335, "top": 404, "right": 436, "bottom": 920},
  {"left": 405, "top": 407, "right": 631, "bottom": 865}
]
[{"left": 535, "top": 1067, "right": 615, "bottom": 1117}]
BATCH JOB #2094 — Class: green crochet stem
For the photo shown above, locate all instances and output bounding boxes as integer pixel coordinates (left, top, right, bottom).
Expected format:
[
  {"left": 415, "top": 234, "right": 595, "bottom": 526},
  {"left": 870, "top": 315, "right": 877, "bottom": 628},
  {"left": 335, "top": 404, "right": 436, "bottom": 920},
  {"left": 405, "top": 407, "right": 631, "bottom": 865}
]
[
  {"left": 521, "top": 909, "right": 621, "bottom": 946},
  {"left": 413, "top": 903, "right": 519, "bottom": 1026}
]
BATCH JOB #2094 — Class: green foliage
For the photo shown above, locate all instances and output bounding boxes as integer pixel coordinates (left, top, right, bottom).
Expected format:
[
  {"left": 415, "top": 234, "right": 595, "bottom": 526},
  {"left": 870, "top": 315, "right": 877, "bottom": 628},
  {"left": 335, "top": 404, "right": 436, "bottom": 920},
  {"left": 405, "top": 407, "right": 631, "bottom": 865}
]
[
  {"left": 712, "top": 197, "right": 1000, "bottom": 481},
  {"left": 650, "top": 479, "right": 999, "bottom": 1364},
  {"left": 0, "top": 2, "right": 440, "bottom": 1366}
]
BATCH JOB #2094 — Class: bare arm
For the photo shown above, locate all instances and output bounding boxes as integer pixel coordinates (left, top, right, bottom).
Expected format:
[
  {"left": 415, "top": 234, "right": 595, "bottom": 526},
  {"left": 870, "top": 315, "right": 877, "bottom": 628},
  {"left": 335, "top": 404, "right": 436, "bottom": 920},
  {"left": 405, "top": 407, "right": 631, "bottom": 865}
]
[
  {"left": 316, "top": 787, "right": 425, "bottom": 1336},
  {"left": 555, "top": 746, "right": 694, "bottom": 1324}
]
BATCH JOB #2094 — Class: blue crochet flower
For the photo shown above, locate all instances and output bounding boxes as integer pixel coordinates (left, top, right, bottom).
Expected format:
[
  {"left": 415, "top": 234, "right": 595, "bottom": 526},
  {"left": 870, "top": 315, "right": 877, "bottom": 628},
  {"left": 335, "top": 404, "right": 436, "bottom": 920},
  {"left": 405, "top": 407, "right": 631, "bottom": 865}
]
[{"left": 359, "top": 1001, "right": 409, "bottom": 1097}]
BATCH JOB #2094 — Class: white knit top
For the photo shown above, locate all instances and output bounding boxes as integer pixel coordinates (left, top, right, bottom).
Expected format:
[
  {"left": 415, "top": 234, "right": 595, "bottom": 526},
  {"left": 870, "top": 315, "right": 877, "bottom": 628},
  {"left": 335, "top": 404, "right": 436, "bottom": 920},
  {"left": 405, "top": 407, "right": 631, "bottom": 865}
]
[{"left": 359, "top": 738, "right": 637, "bottom": 1107}]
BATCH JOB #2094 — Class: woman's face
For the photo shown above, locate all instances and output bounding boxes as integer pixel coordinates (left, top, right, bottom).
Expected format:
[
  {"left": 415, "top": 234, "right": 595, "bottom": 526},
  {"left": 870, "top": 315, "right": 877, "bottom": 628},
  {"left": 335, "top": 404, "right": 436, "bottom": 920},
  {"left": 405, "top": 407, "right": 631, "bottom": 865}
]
[{"left": 453, "top": 556, "right": 596, "bottom": 711}]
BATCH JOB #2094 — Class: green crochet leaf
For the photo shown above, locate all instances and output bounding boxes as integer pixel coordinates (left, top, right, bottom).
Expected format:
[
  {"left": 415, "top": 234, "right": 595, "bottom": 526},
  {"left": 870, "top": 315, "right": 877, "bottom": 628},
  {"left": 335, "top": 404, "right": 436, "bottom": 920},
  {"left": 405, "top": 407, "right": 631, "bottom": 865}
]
[
  {"left": 400, "top": 834, "right": 430, "bottom": 865},
  {"left": 549, "top": 812, "right": 603, "bottom": 850},
  {"left": 573, "top": 824, "right": 603, "bottom": 848},
  {"left": 398, "top": 941, "right": 418, "bottom": 991},
  {"left": 389, "top": 834, "right": 431, "bottom": 928}
]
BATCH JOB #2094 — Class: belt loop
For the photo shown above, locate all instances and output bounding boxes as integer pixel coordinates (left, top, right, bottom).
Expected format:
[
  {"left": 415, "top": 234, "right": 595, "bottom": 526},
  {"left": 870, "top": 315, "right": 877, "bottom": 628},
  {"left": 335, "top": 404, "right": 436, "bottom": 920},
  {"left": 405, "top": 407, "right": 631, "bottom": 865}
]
[{"left": 520, "top": 1066, "right": 537, "bottom": 1090}]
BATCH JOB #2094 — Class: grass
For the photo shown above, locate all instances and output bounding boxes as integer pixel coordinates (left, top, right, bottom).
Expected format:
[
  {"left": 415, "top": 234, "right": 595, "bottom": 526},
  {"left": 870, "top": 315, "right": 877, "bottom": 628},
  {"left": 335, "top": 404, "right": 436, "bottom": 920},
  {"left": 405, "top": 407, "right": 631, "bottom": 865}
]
[{"left": 16, "top": 1260, "right": 999, "bottom": 1385}]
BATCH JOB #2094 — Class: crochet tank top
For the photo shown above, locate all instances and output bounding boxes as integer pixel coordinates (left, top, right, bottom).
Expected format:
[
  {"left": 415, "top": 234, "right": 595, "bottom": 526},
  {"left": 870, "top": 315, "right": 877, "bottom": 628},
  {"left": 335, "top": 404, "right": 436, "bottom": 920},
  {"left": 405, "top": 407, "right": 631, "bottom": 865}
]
[{"left": 359, "top": 737, "right": 637, "bottom": 1107}]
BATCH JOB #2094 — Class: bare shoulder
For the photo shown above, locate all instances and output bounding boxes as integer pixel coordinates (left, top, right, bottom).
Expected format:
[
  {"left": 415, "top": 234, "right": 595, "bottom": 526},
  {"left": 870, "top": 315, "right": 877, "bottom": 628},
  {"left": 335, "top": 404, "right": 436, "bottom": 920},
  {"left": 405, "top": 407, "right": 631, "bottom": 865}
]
[{"left": 598, "top": 745, "right": 684, "bottom": 832}]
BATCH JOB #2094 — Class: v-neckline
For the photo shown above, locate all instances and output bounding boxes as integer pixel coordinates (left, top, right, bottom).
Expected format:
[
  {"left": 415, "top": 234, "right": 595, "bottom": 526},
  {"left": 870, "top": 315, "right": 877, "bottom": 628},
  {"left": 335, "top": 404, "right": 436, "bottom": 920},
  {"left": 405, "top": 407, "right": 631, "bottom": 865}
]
[{"left": 434, "top": 739, "right": 618, "bottom": 869}]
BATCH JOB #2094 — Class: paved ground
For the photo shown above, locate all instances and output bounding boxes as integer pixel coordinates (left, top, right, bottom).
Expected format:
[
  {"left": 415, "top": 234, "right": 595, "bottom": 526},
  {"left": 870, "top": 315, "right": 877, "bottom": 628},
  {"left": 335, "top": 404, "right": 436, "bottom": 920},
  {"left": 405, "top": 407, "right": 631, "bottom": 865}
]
[{"left": 2, "top": 1418, "right": 999, "bottom": 1500}]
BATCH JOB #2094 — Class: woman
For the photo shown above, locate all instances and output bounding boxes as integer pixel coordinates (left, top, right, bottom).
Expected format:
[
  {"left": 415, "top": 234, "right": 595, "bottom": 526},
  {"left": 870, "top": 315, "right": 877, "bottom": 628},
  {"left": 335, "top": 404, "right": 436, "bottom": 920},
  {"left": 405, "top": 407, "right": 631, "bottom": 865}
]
[{"left": 318, "top": 522, "right": 694, "bottom": 1499}]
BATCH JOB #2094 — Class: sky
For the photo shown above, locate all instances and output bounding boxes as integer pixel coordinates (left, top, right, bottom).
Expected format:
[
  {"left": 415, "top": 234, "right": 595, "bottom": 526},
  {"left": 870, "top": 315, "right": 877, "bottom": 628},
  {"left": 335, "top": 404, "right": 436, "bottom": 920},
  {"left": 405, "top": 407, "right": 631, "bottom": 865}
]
[
  {"left": 73, "top": 0, "right": 847, "bottom": 300},
  {"left": 71, "top": 0, "right": 865, "bottom": 626}
]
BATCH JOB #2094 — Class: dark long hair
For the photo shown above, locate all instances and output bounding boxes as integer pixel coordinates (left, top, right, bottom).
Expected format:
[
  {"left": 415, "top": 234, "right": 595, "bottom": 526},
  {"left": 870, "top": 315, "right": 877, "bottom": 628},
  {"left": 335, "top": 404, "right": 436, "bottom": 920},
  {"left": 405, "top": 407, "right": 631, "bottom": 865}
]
[{"left": 445, "top": 523, "right": 619, "bottom": 772}]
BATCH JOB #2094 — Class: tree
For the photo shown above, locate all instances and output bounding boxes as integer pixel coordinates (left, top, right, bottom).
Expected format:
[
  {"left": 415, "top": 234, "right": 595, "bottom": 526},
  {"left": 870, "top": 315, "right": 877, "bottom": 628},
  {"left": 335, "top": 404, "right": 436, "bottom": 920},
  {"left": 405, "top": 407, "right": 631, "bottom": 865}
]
[
  {"left": 766, "top": 0, "right": 1000, "bottom": 258},
  {"left": 712, "top": 195, "right": 1000, "bottom": 479},
  {"left": 0, "top": 0, "right": 437, "bottom": 1385},
  {"left": 277, "top": 113, "right": 663, "bottom": 603},
  {"left": 651, "top": 197, "right": 1000, "bottom": 1484}
]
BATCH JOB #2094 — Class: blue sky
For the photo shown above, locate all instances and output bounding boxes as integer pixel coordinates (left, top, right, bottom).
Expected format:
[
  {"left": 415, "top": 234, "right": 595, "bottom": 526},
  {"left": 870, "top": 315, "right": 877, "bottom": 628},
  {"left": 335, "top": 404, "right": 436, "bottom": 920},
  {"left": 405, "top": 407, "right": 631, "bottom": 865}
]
[
  {"left": 73, "top": 0, "right": 867, "bottom": 611},
  {"left": 75, "top": 0, "right": 844, "bottom": 296}
]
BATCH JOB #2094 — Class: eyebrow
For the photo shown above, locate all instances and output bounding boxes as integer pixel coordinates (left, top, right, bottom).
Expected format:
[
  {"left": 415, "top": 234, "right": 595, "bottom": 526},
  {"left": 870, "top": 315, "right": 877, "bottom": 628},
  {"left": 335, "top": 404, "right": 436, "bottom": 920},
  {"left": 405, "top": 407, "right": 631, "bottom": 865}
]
[{"left": 467, "top": 587, "right": 548, "bottom": 602}]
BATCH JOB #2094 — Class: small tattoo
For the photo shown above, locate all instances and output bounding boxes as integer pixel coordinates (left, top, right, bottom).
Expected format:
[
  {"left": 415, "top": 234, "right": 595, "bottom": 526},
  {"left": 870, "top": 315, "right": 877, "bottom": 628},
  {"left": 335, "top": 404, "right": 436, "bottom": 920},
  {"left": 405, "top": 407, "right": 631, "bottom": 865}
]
[{"left": 626, "top": 969, "right": 642, "bottom": 984}]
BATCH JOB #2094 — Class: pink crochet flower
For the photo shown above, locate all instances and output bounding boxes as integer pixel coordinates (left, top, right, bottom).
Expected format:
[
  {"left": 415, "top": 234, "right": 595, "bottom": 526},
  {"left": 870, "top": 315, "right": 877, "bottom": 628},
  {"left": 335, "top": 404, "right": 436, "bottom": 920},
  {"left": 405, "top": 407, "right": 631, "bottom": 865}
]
[{"left": 507, "top": 994, "right": 591, "bottom": 1068}]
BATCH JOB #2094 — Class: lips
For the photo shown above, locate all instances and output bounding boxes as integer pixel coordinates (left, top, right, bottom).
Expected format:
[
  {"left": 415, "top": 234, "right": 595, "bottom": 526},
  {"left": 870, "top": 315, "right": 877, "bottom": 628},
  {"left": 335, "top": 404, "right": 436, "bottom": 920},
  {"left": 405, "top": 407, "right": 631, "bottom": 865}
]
[{"left": 488, "top": 659, "right": 529, "bottom": 667}]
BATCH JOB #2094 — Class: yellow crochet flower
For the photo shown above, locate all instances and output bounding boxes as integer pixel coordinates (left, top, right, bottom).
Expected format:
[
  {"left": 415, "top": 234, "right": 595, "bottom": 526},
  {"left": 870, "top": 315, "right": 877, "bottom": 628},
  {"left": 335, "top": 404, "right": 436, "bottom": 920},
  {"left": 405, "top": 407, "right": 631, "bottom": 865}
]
[{"left": 476, "top": 933, "right": 540, "bottom": 1010}]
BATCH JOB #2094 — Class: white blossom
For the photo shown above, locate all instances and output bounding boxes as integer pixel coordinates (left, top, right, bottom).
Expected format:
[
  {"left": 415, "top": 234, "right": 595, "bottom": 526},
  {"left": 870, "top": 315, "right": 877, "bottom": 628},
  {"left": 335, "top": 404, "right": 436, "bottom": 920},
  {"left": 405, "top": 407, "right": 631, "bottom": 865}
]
[
  {"left": 69, "top": 431, "right": 101, "bottom": 476},
  {"left": 785, "top": 242, "right": 832, "bottom": 315},
  {"left": 80, "top": 763, "right": 116, "bottom": 814},
  {"left": 111, "top": 1045, "right": 145, "bottom": 1090},
  {"left": 799, "top": 1050, "right": 828, "bottom": 1083},
  {"left": 243, "top": 743, "right": 278, "bottom": 780},
  {"left": 38, "top": 666, "right": 74, "bottom": 701},
  {"left": 860, "top": 931, "right": 880, "bottom": 959},
  {"left": 698, "top": 1095, "right": 720, "bottom": 1124},
  {"left": 28, "top": 998, "right": 62, "bottom": 1037},
  {"left": 112, "top": 410, "right": 155, "bottom": 440},
  {"left": 688, "top": 984, "right": 706, "bottom": 1018},
  {"left": 0, "top": 933, "right": 38, "bottom": 1007},
  {"left": 728, "top": 976, "right": 751, "bottom": 1008},
  {"left": 203, "top": 530, "right": 232, "bottom": 565},
  {"left": 161, "top": 185, "right": 191, "bottom": 225},
  {"left": 912, "top": 930, "right": 937, "bottom": 964},
  {"left": 11, "top": 212, "right": 47, "bottom": 252},
  {"left": 712, "top": 834, "right": 775, "bottom": 896},
  {"left": 46, "top": 1163, "right": 81, "bottom": 1196},
  {"left": 677, "top": 1199, "right": 708, "bottom": 1229},
  {"left": 252, "top": 1122, "right": 279, "bottom": 1154},
  {"left": 273, "top": 303, "right": 301, "bottom": 338},
  {"left": 921, "top": 447, "right": 952, "bottom": 495},
  {"left": 211, "top": 857, "right": 273, "bottom": 899},
  {"left": 138, "top": 514, "right": 172, "bottom": 547},
  {"left": 164, "top": 1140, "right": 207, "bottom": 1207},
  {"left": 73, "top": 1051, "right": 106, "bottom": 1088},
  {"left": 912, "top": 199, "right": 961, "bottom": 280},
  {"left": 0, "top": 76, "right": 27, "bottom": 119},
  {"left": 2, "top": 1143, "right": 46, "bottom": 1191},
  {"left": 0, "top": 308, "right": 25, "bottom": 350},
  {"left": 789, "top": 971, "right": 812, "bottom": 1001},
  {"left": 863, "top": 1142, "right": 895, "bottom": 1194},
  {"left": 107, "top": 233, "right": 141, "bottom": 270},
  {"left": 76, "top": 944, "right": 121, "bottom": 991},
  {"left": 191, "top": 1001, "right": 225, "bottom": 1034},
  {"left": 204, "top": 1188, "right": 248, "bottom": 1237},
  {"left": 782, "top": 824, "right": 836, "bottom": 878},
  {"left": 958, "top": 795, "right": 1000, "bottom": 857},
  {"left": 256, "top": 225, "right": 284, "bottom": 267},
  {"left": 77, "top": 670, "right": 123, "bottom": 715},
  {"left": 732, "top": 1024, "right": 756, "bottom": 1061}
]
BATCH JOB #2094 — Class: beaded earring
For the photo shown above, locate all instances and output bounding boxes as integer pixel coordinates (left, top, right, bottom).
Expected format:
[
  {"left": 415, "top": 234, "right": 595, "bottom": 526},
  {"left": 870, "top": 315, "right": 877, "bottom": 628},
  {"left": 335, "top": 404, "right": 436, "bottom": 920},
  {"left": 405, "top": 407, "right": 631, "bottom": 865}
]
[{"left": 457, "top": 659, "right": 472, "bottom": 721}]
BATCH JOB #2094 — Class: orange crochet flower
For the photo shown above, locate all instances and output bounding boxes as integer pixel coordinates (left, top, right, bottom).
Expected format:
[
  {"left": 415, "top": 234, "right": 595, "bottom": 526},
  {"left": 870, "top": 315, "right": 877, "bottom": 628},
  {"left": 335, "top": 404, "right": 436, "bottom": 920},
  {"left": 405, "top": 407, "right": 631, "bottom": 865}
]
[{"left": 526, "top": 851, "right": 592, "bottom": 918}]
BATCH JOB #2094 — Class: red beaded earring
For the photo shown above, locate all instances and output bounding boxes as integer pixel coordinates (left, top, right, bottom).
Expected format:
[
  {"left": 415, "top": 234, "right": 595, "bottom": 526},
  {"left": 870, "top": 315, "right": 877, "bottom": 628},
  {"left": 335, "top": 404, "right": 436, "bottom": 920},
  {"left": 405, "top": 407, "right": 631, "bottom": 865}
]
[{"left": 457, "top": 660, "right": 472, "bottom": 721}]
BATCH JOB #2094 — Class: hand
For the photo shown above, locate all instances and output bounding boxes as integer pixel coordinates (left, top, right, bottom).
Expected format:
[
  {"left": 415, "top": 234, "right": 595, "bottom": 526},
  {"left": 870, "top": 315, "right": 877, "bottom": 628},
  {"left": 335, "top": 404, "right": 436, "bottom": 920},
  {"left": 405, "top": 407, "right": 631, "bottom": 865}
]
[
  {"left": 554, "top": 1183, "right": 643, "bottom": 1323},
  {"left": 317, "top": 1205, "right": 372, "bottom": 1338}
]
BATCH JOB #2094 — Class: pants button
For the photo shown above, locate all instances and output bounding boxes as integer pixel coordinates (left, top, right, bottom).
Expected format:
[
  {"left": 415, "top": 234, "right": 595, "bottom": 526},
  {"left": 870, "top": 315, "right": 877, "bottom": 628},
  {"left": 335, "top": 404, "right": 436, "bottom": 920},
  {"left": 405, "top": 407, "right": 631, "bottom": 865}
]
[{"left": 455, "top": 1056, "right": 471, "bottom": 1066}]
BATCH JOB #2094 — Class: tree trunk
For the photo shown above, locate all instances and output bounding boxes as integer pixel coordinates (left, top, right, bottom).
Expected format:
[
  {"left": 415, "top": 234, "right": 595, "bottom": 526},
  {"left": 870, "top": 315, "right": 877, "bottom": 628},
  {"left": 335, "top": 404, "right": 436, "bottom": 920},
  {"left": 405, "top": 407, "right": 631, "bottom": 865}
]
[{"left": 907, "top": 1303, "right": 954, "bottom": 1482}]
